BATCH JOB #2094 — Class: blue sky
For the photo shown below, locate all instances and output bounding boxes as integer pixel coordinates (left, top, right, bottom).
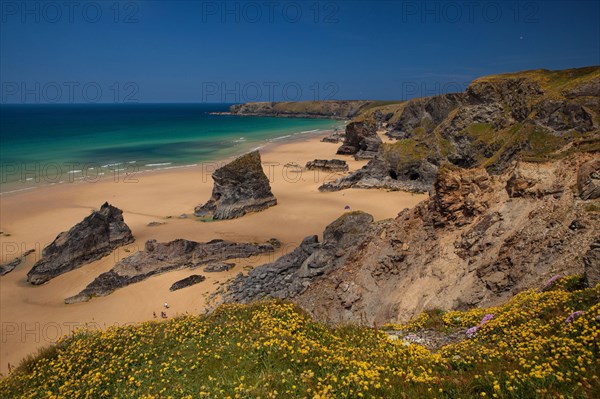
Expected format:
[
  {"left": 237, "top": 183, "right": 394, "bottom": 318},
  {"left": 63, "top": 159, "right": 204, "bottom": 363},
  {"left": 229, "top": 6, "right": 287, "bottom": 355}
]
[{"left": 1, "top": 0, "right": 599, "bottom": 103}]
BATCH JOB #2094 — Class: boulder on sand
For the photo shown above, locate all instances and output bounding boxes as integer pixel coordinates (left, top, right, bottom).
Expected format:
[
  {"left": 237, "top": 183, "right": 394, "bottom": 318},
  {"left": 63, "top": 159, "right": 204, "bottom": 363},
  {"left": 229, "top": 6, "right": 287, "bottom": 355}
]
[
  {"left": 194, "top": 150, "right": 277, "bottom": 220},
  {"left": 27, "top": 202, "right": 134, "bottom": 285}
]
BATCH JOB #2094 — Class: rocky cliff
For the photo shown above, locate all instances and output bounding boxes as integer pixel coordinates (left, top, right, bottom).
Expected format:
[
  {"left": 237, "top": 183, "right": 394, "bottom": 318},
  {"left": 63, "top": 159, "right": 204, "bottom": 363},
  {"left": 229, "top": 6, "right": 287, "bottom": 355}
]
[
  {"left": 221, "top": 212, "right": 374, "bottom": 305},
  {"left": 229, "top": 100, "right": 377, "bottom": 120},
  {"left": 27, "top": 203, "right": 134, "bottom": 285},
  {"left": 297, "top": 154, "right": 600, "bottom": 324},
  {"left": 220, "top": 153, "right": 599, "bottom": 325},
  {"left": 322, "top": 67, "right": 600, "bottom": 193},
  {"left": 195, "top": 150, "right": 277, "bottom": 220}
]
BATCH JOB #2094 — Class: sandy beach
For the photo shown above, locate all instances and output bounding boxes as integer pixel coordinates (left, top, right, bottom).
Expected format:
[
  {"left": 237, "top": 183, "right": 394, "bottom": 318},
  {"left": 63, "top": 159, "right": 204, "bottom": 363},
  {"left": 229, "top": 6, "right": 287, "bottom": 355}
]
[{"left": 0, "top": 132, "right": 427, "bottom": 375}]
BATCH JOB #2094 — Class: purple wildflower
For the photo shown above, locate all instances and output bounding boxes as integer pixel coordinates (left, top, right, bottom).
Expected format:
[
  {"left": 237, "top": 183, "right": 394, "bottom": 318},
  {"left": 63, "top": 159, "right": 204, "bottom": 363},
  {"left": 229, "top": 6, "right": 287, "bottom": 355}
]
[
  {"left": 540, "top": 274, "right": 561, "bottom": 291},
  {"left": 466, "top": 313, "right": 495, "bottom": 338},
  {"left": 565, "top": 311, "right": 585, "bottom": 324},
  {"left": 466, "top": 326, "right": 480, "bottom": 338},
  {"left": 480, "top": 314, "right": 494, "bottom": 325}
]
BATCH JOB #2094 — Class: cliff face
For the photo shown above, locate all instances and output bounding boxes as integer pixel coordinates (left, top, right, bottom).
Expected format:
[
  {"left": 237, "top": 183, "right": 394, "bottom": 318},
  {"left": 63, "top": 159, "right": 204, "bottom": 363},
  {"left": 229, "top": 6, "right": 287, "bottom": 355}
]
[
  {"left": 229, "top": 100, "right": 377, "bottom": 120},
  {"left": 323, "top": 67, "right": 600, "bottom": 193},
  {"left": 218, "top": 153, "right": 599, "bottom": 325},
  {"left": 294, "top": 154, "right": 600, "bottom": 325}
]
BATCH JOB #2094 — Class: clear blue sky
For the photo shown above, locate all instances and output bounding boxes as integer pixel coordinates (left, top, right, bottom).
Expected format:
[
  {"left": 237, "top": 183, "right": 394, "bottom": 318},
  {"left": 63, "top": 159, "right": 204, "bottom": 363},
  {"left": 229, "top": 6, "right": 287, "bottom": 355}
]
[{"left": 1, "top": 0, "right": 599, "bottom": 103}]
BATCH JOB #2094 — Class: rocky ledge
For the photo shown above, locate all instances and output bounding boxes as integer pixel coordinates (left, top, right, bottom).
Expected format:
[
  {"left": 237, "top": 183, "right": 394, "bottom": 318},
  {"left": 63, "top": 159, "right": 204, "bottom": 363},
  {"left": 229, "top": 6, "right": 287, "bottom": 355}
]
[
  {"left": 319, "top": 156, "right": 433, "bottom": 193},
  {"left": 218, "top": 211, "right": 374, "bottom": 305},
  {"left": 27, "top": 202, "right": 134, "bottom": 285},
  {"left": 305, "top": 159, "right": 349, "bottom": 172},
  {"left": 195, "top": 150, "right": 277, "bottom": 220},
  {"left": 0, "top": 249, "right": 35, "bottom": 276},
  {"left": 321, "top": 129, "right": 345, "bottom": 143},
  {"left": 203, "top": 262, "right": 235, "bottom": 272},
  {"left": 170, "top": 275, "right": 206, "bottom": 291},
  {"left": 65, "top": 238, "right": 276, "bottom": 303}
]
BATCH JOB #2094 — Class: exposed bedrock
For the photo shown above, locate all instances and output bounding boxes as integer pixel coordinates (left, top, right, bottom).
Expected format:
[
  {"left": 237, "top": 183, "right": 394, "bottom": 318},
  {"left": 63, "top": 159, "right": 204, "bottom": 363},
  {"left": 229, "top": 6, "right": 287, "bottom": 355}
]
[
  {"left": 65, "top": 238, "right": 275, "bottom": 303},
  {"left": 336, "top": 121, "right": 382, "bottom": 160},
  {"left": 305, "top": 159, "right": 349, "bottom": 172},
  {"left": 577, "top": 159, "right": 600, "bottom": 200},
  {"left": 1, "top": 249, "right": 35, "bottom": 276},
  {"left": 327, "top": 68, "right": 599, "bottom": 193},
  {"left": 194, "top": 150, "right": 277, "bottom": 220},
  {"left": 170, "top": 275, "right": 206, "bottom": 291},
  {"left": 221, "top": 211, "right": 375, "bottom": 304},
  {"left": 297, "top": 154, "right": 600, "bottom": 325},
  {"left": 27, "top": 202, "right": 134, "bottom": 285}
]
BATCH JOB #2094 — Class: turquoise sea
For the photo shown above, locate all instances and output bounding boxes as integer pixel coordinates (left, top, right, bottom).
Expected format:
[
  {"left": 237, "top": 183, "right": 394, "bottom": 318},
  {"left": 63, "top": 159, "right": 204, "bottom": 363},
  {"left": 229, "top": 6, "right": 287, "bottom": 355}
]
[{"left": 0, "top": 104, "right": 343, "bottom": 193}]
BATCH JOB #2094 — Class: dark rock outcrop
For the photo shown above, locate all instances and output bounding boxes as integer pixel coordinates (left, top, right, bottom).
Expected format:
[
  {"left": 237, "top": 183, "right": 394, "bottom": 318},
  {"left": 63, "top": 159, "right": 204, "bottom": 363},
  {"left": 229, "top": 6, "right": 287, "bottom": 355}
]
[
  {"left": 194, "top": 151, "right": 277, "bottom": 220},
  {"left": 336, "top": 121, "right": 382, "bottom": 160},
  {"left": 27, "top": 203, "right": 134, "bottom": 285},
  {"left": 319, "top": 157, "right": 394, "bottom": 192},
  {"left": 324, "top": 67, "right": 599, "bottom": 193},
  {"left": 318, "top": 154, "right": 435, "bottom": 193},
  {"left": 222, "top": 211, "right": 374, "bottom": 304},
  {"left": 203, "top": 262, "right": 235, "bottom": 272},
  {"left": 578, "top": 159, "right": 600, "bottom": 200},
  {"left": 386, "top": 93, "right": 465, "bottom": 138},
  {"left": 321, "top": 129, "right": 345, "bottom": 143},
  {"left": 532, "top": 100, "right": 594, "bottom": 133},
  {"left": 0, "top": 249, "right": 35, "bottom": 276},
  {"left": 305, "top": 159, "right": 349, "bottom": 172},
  {"left": 65, "top": 238, "right": 275, "bottom": 303},
  {"left": 170, "top": 275, "right": 206, "bottom": 291}
]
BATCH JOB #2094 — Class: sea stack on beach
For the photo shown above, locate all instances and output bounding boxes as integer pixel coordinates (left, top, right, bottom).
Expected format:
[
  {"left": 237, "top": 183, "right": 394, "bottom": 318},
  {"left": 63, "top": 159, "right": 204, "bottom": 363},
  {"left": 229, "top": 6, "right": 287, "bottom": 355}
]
[
  {"left": 194, "top": 150, "right": 277, "bottom": 220},
  {"left": 27, "top": 202, "right": 134, "bottom": 285},
  {"left": 336, "top": 121, "right": 381, "bottom": 160}
]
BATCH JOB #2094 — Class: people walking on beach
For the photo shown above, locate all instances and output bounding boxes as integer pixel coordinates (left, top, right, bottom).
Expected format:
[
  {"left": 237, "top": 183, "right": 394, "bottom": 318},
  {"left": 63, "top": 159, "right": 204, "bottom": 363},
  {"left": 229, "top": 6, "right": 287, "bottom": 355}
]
[
  {"left": 153, "top": 312, "right": 157, "bottom": 318},
  {"left": 164, "top": 302, "right": 169, "bottom": 309},
  {"left": 161, "top": 311, "right": 167, "bottom": 319}
]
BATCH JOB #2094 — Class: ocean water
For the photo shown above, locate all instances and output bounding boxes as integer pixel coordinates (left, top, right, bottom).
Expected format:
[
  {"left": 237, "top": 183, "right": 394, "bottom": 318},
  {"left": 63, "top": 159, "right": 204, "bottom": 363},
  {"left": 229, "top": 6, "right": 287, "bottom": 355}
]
[{"left": 0, "top": 104, "right": 343, "bottom": 193}]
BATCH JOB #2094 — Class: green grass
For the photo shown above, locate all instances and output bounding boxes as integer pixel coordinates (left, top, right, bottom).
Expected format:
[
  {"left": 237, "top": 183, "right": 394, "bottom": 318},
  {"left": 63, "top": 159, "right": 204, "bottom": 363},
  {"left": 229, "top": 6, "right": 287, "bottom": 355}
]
[{"left": 383, "top": 138, "right": 430, "bottom": 165}]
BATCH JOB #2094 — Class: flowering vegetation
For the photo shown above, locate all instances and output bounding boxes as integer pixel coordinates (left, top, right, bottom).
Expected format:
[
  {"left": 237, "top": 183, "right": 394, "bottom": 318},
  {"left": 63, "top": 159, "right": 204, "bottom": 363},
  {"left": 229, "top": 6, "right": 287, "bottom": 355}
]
[{"left": 1, "top": 277, "right": 598, "bottom": 398}]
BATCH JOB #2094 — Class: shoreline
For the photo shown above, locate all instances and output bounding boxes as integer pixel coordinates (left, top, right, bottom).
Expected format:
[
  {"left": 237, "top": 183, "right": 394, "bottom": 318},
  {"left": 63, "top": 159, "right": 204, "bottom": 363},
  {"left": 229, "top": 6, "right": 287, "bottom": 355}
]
[
  {"left": 0, "top": 126, "right": 344, "bottom": 197},
  {"left": 0, "top": 129, "right": 426, "bottom": 376}
]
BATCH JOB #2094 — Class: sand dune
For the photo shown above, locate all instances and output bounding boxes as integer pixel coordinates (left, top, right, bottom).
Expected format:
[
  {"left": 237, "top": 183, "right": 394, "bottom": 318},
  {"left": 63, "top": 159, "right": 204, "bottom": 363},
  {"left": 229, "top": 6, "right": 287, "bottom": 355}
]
[{"left": 0, "top": 132, "right": 426, "bottom": 375}]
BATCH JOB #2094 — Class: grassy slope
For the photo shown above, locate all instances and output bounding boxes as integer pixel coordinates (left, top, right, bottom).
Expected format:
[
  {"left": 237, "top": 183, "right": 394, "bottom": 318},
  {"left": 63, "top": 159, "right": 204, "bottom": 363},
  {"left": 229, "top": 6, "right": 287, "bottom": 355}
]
[
  {"left": 2, "top": 277, "right": 598, "bottom": 399},
  {"left": 473, "top": 66, "right": 600, "bottom": 98}
]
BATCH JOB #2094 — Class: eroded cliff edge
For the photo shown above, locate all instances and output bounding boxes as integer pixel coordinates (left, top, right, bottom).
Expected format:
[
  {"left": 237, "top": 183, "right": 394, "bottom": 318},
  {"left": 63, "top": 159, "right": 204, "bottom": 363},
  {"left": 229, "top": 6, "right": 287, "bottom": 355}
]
[
  {"left": 322, "top": 66, "right": 600, "bottom": 192},
  {"left": 218, "top": 154, "right": 599, "bottom": 325}
]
